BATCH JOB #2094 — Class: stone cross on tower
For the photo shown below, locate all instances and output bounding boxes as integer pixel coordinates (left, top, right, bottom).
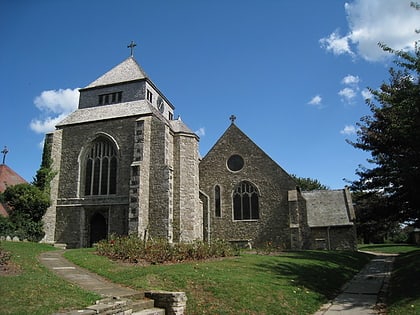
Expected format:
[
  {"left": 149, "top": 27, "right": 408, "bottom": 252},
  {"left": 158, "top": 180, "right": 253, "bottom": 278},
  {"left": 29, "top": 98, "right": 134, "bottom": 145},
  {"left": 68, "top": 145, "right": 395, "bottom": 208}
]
[
  {"left": 1, "top": 146, "right": 8, "bottom": 165},
  {"left": 229, "top": 115, "right": 237, "bottom": 124},
  {"left": 127, "top": 40, "right": 137, "bottom": 57}
]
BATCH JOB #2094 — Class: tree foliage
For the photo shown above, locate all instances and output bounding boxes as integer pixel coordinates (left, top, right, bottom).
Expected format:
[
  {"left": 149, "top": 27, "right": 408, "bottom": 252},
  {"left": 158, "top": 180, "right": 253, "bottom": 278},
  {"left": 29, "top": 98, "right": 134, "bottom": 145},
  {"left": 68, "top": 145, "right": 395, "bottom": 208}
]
[
  {"left": 291, "top": 174, "right": 329, "bottom": 191},
  {"left": 348, "top": 42, "right": 420, "bottom": 225},
  {"left": 1, "top": 183, "right": 50, "bottom": 241},
  {"left": 33, "top": 138, "right": 55, "bottom": 192}
]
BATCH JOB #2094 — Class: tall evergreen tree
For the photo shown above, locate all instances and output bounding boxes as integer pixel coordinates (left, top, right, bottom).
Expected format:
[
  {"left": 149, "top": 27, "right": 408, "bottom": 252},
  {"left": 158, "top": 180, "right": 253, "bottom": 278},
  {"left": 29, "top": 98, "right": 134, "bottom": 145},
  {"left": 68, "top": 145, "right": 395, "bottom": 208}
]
[
  {"left": 33, "top": 138, "right": 55, "bottom": 192},
  {"left": 349, "top": 42, "right": 420, "bottom": 224}
]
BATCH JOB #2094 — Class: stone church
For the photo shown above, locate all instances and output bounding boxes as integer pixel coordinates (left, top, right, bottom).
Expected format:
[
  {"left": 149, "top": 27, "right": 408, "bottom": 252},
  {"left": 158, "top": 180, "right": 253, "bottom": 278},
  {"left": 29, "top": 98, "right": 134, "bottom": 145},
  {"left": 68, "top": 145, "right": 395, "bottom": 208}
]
[{"left": 42, "top": 54, "right": 356, "bottom": 250}]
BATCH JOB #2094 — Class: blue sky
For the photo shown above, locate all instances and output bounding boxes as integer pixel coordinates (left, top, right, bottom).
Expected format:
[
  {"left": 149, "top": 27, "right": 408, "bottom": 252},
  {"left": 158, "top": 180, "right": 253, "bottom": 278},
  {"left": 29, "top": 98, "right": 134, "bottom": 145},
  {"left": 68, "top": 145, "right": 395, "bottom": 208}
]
[{"left": 0, "top": 0, "right": 418, "bottom": 188}]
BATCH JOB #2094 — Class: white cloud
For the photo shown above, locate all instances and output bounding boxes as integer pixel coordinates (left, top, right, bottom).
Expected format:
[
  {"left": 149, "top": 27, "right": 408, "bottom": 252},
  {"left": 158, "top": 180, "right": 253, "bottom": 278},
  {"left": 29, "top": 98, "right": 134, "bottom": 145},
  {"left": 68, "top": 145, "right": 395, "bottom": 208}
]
[
  {"left": 308, "top": 95, "right": 323, "bottom": 108},
  {"left": 340, "top": 125, "right": 358, "bottom": 135},
  {"left": 338, "top": 87, "right": 357, "bottom": 103},
  {"left": 320, "top": 0, "right": 419, "bottom": 61},
  {"left": 341, "top": 75, "right": 360, "bottom": 85},
  {"left": 195, "top": 127, "right": 205, "bottom": 137},
  {"left": 34, "top": 88, "right": 79, "bottom": 114},
  {"left": 361, "top": 88, "right": 373, "bottom": 100},
  {"left": 30, "top": 88, "right": 79, "bottom": 134},
  {"left": 319, "top": 30, "right": 355, "bottom": 57}
]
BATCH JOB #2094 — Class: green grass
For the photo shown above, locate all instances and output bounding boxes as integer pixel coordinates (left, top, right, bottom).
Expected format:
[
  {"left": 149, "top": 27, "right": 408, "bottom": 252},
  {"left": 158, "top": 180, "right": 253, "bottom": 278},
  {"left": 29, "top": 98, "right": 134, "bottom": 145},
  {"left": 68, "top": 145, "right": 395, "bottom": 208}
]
[
  {"left": 386, "top": 248, "right": 420, "bottom": 315},
  {"left": 358, "top": 243, "right": 420, "bottom": 254},
  {"left": 65, "top": 249, "right": 371, "bottom": 315},
  {"left": 0, "top": 242, "right": 99, "bottom": 315},
  {"left": 359, "top": 243, "right": 420, "bottom": 315}
]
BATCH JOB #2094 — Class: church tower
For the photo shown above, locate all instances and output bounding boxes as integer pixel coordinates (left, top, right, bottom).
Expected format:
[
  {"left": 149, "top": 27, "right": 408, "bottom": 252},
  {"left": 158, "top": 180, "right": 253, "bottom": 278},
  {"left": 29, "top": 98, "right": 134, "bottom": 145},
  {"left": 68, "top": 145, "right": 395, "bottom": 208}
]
[{"left": 42, "top": 50, "right": 202, "bottom": 248}]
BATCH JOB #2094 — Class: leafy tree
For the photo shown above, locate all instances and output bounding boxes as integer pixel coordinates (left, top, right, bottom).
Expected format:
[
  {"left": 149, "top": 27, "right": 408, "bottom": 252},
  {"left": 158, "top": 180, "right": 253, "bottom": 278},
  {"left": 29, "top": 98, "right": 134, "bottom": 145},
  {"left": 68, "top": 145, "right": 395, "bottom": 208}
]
[
  {"left": 2, "top": 183, "right": 50, "bottom": 241},
  {"left": 291, "top": 174, "right": 329, "bottom": 191},
  {"left": 348, "top": 43, "right": 420, "bottom": 225},
  {"left": 352, "top": 191, "right": 398, "bottom": 243}
]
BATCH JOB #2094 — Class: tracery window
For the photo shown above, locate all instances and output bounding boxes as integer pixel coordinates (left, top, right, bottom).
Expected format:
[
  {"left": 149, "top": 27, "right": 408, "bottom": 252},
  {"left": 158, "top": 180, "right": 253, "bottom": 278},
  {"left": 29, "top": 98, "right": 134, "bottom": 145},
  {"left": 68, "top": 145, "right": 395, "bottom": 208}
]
[
  {"left": 233, "top": 181, "right": 259, "bottom": 220},
  {"left": 84, "top": 137, "right": 117, "bottom": 196}
]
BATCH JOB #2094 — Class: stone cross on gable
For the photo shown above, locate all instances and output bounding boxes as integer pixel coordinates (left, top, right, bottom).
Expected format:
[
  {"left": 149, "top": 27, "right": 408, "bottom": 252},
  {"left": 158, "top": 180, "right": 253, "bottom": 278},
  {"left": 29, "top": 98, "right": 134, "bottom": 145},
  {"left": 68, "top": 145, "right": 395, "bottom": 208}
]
[
  {"left": 229, "top": 115, "right": 236, "bottom": 124},
  {"left": 1, "top": 146, "right": 8, "bottom": 165},
  {"left": 127, "top": 41, "right": 137, "bottom": 57}
]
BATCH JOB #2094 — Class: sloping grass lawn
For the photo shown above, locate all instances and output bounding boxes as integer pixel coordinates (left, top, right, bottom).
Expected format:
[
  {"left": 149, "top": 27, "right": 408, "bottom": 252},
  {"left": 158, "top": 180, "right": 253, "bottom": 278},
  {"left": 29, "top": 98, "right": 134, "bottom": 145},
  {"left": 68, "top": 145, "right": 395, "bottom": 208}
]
[
  {"left": 0, "top": 242, "right": 99, "bottom": 315},
  {"left": 65, "top": 249, "right": 371, "bottom": 315},
  {"left": 358, "top": 243, "right": 420, "bottom": 254},
  {"left": 387, "top": 249, "right": 420, "bottom": 315}
]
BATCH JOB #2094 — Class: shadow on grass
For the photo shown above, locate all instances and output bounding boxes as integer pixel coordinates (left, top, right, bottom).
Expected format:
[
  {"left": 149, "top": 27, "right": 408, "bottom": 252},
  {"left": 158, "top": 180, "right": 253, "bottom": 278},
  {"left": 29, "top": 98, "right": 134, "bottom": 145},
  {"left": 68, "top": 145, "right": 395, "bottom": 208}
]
[
  {"left": 387, "top": 250, "right": 420, "bottom": 311},
  {"left": 255, "top": 251, "right": 372, "bottom": 299}
]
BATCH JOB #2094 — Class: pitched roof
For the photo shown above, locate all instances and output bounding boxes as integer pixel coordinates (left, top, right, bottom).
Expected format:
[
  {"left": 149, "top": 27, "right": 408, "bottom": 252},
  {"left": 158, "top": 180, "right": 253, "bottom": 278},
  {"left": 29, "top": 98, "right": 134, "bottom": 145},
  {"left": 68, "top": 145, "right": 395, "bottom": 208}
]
[
  {"left": 57, "top": 100, "right": 153, "bottom": 126},
  {"left": 170, "top": 117, "right": 197, "bottom": 137},
  {"left": 0, "top": 164, "right": 27, "bottom": 217},
  {"left": 302, "top": 189, "right": 355, "bottom": 227},
  {"left": 0, "top": 164, "right": 27, "bottom": 193},
  {"left": 84, "top": 57, "right": 148, "bottom": 89}
]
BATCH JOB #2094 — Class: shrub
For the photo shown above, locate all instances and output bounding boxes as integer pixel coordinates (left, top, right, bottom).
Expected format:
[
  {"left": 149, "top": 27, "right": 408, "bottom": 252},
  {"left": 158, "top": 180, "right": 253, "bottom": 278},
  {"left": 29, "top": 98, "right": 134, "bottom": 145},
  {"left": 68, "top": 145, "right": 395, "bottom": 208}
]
[
  {"left": 96, "top": 235, "right": 236, "bottom": 264},
  {"left": 0, "top": 245, "right": 11, "bottom": 266}
]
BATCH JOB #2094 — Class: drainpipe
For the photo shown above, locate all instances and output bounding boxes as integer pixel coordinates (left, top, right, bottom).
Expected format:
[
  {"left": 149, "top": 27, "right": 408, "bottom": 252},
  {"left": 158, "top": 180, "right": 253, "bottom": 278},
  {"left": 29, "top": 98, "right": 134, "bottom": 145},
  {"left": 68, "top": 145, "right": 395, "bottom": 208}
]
[{"left": 327, "top": 226, "right": 331, "bottom": 250}]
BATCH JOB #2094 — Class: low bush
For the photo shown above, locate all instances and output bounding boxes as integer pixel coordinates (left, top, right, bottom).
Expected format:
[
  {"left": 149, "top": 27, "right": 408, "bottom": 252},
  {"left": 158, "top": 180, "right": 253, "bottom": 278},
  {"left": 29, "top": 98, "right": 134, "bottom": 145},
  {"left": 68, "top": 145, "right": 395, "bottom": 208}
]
[
  {"left": 96, "top": 235, "right": 237, "bottom": 264},
  {"left": 0, "top": 245, "right": 11, "bottom": 266}
]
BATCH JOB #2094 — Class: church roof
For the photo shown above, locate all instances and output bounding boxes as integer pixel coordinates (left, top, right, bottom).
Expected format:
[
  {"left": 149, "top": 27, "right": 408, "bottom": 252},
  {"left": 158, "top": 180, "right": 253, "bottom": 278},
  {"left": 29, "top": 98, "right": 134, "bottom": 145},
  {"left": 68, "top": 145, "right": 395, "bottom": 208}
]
[
  {"left": 302, "top": 189, "right": 355, "bottom": 227},
  {"left": 84, "top": 57, "right": 149, "bottom": 89},
  {"left": 170, "top": 117, "right": 197, "bottom": 136},
  {"left": 57, "top": 100, "right": 153, "bottom": 126},
  {"left": 0, "top": 164, "right": 27, "bottom": 193},
  {"left": 0, "top": 164, "right": 27, "bottom": 217}
]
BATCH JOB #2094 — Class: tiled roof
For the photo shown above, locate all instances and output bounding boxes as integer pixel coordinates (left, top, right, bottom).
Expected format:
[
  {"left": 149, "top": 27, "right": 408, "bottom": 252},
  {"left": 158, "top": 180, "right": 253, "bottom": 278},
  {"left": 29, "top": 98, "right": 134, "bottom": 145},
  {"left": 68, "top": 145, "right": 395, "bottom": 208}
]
[
  {"left": 0, "top": 164, "right": 27, "bottom": 193},
  {"left": 302, "top": 189, "right": 355, "bottom": 227},
  {"left": 0, "top": 164, "right": 27, "bottom": 217},
  {"left": 84, "top": 57, "right": 148, "bottom": 88},
  {"left": 170, "top": 117, "right": 196, "bottom": 136},
  {"left": 57, "top": 100, "right": 153, "bottom": 126}
]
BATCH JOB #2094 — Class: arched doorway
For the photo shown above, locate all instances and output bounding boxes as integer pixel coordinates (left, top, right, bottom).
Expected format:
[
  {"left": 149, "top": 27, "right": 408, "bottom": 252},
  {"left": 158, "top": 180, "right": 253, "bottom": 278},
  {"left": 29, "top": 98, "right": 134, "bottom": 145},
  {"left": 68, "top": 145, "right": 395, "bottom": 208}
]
[{"left": 90, "top": 212, "right": 107, "bottom": 246}]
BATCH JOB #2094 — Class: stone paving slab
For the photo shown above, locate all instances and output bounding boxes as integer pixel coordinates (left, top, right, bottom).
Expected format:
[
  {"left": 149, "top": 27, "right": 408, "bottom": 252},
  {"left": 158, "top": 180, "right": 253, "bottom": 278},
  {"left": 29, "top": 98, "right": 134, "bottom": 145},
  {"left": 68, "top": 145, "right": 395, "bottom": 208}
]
[
  {"left": 39, "top": 250, "right": 141, "bottom": 298},
  {"left": 313, "top": 252, "right": 396, "bottom": 315}
]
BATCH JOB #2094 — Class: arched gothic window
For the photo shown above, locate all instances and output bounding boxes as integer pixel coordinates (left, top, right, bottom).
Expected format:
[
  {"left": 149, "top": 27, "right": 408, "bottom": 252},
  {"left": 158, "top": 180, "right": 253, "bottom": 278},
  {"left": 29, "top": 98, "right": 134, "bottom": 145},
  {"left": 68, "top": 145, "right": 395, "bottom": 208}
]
[
  {"left": 233, "top": 181, "right": 259, "bottom": 220},
  {"left": 84, "top": 137, "right": 117, "bottom": 196}
]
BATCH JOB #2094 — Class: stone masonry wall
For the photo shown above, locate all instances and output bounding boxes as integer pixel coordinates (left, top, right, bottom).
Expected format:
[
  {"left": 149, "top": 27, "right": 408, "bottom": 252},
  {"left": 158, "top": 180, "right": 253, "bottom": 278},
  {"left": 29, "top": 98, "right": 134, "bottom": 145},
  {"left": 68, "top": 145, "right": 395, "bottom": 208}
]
[
  {"left": 41, "top": 130, "right": 62, "bottom": 244},
  {"left": 173, "top": 132, "right": 201, "bottom": 242},
  {"left": 79, "top": 81, "right": 146, "bottom": 109},
  {"left": 199, "top": 125, "right": 297, "bottom": 248},
  {"left": 52, "top": 116, "right": 141, "bottom": 247},
  {"left": 148, "top": 116, "right": 172, "bottom": 241}
]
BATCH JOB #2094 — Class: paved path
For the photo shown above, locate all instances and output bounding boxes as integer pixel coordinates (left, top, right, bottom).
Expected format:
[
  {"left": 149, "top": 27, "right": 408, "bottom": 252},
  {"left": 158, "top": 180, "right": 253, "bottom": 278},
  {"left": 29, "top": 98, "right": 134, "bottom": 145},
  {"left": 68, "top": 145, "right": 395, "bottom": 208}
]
[
  {"left": 314, "top": 251, "right": 397, "bottom": 315},
  {"left": 39, "top": 250, "right": 142, "bottom": 299}
]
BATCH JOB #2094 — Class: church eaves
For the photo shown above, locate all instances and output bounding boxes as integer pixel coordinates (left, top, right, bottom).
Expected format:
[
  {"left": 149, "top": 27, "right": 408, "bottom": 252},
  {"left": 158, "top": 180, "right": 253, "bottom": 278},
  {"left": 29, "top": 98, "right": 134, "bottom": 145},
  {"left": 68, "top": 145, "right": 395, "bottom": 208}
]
[
  {"left": 57, "top": 100, "right": 153, "bottom": 127},
  {"left": 84, "top": 56, "right": 149, "bottom": 88}
]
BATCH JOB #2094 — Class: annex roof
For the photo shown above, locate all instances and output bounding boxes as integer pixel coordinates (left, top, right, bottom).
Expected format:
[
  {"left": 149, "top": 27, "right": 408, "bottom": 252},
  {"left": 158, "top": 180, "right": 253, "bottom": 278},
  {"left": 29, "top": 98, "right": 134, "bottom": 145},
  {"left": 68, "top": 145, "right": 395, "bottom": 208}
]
[
  {"left": 302, "top": 189, "right": 355, "bottom": 227},
  {"left": 170, "top": 117, "right": 197, "bottom": 136},
  {"left": 84, "top": 56, "right": 148, "bottom": 89}
]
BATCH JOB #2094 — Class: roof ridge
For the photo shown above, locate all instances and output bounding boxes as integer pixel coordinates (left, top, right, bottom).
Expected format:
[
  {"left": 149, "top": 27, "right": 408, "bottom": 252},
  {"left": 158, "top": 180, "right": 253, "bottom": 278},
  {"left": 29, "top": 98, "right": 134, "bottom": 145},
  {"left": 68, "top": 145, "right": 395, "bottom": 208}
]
[{"left": 84, "top": 56, "right": 149, "bottom": 89}]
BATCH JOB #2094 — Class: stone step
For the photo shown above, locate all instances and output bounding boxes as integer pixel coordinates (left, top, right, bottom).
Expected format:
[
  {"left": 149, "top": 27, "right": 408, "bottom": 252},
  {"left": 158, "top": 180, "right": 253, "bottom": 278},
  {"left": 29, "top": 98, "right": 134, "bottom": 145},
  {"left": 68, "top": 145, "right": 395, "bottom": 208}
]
[
  {"left": 132, "top": 308, "right": 165, "bottom": 315},
  {"left": 53, "top": 243, "right": 67, "bottom": 249},
  {"left": 131, "top": 298, "right": 155, "bottom": 311},
  {"left": 119, "top": 292, "right": 145, "bottom": 300}
]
